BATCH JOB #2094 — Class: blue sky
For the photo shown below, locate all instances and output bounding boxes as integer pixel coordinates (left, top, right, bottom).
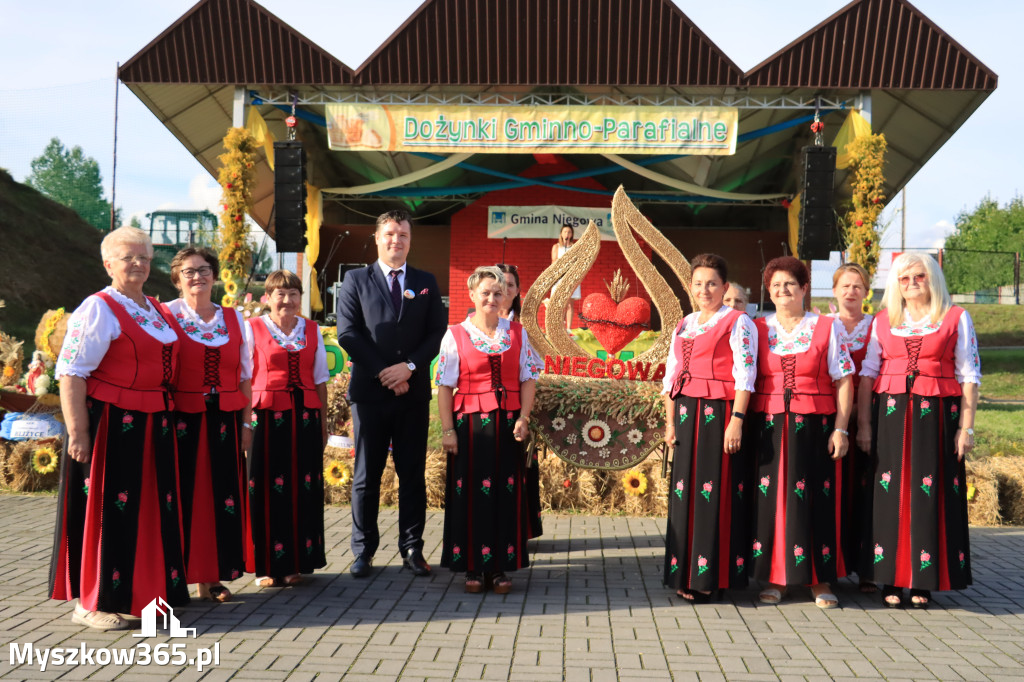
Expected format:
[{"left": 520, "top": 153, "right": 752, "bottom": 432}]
[{"left": 1, "top": 0, "right": 1021, "bottom": 291}]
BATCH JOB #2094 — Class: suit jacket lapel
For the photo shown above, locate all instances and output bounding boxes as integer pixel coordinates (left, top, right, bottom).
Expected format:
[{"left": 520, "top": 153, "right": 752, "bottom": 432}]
[
  {"left": 370, "top": 265, "right": 398, "bottom": 319},
  {"left": 398, "top": 268, "right": 417, "bottom": 321}
]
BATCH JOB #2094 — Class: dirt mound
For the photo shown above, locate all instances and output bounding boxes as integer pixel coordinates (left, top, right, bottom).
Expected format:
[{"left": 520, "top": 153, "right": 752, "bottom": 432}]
[{"left": 0, "top": 169, "right": 178, "bottom": 355}]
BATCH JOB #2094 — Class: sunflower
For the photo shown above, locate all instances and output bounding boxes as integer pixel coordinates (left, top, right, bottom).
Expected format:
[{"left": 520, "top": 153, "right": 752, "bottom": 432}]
[
  {"left": 622, "top": 469, "right": 647, "bottom": 496},
  {"left": 324, "top": 459, "right": 351, "bottom": 487},
  {"left": 220, "top": 268, "right": 236, "bottom": 283},
  {"left": 32, "top": 446, "right": 59, "bottom": 475},
  {"left": 221, "top": 294, "right": 234, "bottom": 307},
  {"left": 862, "top": 300, "right": 874, "bottom": 315},
  {"left": 224, "top": 279, "right": 239, "bottom": 296},
  {"left": 2, "top": 365, "right": 14, "bottom": 378}
]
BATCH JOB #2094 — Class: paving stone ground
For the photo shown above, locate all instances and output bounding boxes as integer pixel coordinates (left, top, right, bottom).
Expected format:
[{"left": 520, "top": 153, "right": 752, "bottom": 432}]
[{"left": 2, "top": 493, "right": 1024, "bottom": 680}]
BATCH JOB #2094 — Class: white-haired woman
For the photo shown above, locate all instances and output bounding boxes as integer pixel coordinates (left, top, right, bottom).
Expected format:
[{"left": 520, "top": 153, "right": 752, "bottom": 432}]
[
  {"left": 857, "top": 252, "right": 980, "bottom": 609},
  {"left": 435, "top": 266, "right": 542, "bottom": 594},
  {"left": 50, "top": 226, "right": 188, "bottom": 630}
]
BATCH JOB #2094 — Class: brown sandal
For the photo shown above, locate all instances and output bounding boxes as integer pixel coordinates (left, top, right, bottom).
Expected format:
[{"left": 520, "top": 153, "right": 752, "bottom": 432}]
[
  {"left": 488, "top": 572, "right": 512, "bottom": 595},
  {"left": 465, "top": 572, "right": 484, "bottom": 593},
  {"left": 283, "top": 574, "right": 304, "bottom": 586},
  {"left": 197, "top": 583, "right": 232, "bottom": 602}
]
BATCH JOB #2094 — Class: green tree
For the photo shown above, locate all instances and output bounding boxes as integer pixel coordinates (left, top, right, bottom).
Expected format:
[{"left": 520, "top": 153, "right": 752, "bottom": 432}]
[
  {"left": 26, "top": 137, "right": 117, "bottom": 231},
  {"left": 943, "top": 195, "right": 1024, "bottom": 294},
  {"left": 129, "top": 216, "right": 142, "bottom": 228}
]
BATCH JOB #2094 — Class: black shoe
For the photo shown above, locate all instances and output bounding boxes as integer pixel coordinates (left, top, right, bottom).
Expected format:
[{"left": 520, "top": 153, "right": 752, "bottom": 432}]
[
  {"left": 350, "top": 554, "right": 373, "bottom": 578},
  {"left": 909, "top": 589, "right": 931, "bottom": 609},
  {"left": 402, "top": 548, "right": 431, "bottom": 576},
  {"left": 881, "top": 585, "right": 903, "bottom": 608}
]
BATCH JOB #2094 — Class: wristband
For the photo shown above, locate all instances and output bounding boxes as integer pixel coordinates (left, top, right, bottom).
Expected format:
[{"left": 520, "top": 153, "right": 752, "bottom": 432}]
[
  {"left": 834, "top": 428, "right": 849, "bottom": 436},
  {"left": 242, "top": 422, "right": 253, "bottom": 431},
  {"left": 442, "top": 428, "right": 456, "bottom": 436},
  {"left": 731, "top": 411, "right": 745, "bottom": 420}
]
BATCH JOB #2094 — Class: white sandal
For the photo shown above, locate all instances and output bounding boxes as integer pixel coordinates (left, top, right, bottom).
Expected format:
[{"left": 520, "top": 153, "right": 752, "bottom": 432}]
[
  {"left": 758, "top": 587, "right": 785, "bottom": 604},
  {"left": 72, "top": 604, "right": 130, "bottom": 631}
]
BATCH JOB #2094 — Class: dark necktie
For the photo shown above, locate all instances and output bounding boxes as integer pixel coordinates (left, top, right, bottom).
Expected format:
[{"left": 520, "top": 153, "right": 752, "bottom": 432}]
[{"left": 390, "top": 269, "right": 402, "bottom": 315}]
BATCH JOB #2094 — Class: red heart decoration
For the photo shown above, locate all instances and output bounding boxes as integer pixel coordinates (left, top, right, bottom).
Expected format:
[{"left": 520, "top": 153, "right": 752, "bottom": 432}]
[{"left": 581, "top": 293, "right": 651, "bottom": 355}]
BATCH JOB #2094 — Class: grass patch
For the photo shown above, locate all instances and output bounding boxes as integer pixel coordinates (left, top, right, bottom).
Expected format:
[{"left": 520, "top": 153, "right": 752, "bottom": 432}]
[
  {"left": 963, "top": 304, "right": 1024, "bottom": 347},
  {"left": 974, "top": 402, "right": 1024, "bottom": 459},
  {"left": 979, "top": 349, "right": 1024, "bottom": 400}
]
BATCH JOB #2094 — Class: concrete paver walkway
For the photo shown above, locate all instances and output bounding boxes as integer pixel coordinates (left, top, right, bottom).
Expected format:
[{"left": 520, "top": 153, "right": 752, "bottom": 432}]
[{"left": 2, "top": 494, "right": 1023, "bottom": 680}]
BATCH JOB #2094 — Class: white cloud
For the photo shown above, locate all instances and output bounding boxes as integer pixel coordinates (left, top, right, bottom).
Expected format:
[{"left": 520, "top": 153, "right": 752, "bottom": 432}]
[{"left": 188, "top": 174, "right": 222, "bottom": 214}]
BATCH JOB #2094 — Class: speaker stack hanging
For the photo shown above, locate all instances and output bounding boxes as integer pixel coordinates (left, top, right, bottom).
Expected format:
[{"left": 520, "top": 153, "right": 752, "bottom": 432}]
[
  {"left": 274, "top": 140, "right": 307, "bottom": 253},
  {"left": 798, "top": 145, "right": 838, "bottom": 261}
]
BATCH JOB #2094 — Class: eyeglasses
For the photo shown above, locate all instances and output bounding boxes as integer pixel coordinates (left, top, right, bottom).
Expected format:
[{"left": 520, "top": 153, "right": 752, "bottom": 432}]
[
  {"left": 898, "top": 273, "right": 927, "bottom": 286},
  {"left": 180, "top": 266, "right": 213, "bottom": 278},
  {"left": 117, "top": 255, "right": 153, "bottom": 265}
]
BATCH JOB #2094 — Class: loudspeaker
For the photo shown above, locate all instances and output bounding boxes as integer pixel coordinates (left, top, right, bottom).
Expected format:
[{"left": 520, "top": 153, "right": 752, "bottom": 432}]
[
  {"left": 798, "top": 145, "right": 837, "bottom": 261},
  {"left": 274, "top": 141, "right": 307, "bottom": 252}
]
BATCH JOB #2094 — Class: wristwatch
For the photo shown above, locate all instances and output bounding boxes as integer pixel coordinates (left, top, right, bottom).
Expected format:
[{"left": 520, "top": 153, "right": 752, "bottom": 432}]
[
  {"left": 406, "top": 362, "right": 416, "bottom": 373},
  {"left": 963, "top": 427, "right": 974, "bottom": 436}
]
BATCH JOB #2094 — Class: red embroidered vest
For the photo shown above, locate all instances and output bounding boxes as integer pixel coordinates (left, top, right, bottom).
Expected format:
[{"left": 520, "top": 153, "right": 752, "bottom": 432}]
[
  {"left": 872, "top": 306, "right": 963, "bottom": 397},
  {"left": 251, "top": 317, "right": 322, "bottom": 410},
  {"left": 452, "top": 322, "right": 523, "bottom": 414},
  {"left": 86, "top": 292, "right": 177, "bottom": 413},
  {"left": 752, "top": 315, "right": 836, "bottom": 414},
  {"left": 669, "top": 308, "right": 743, "bottom": 401},
  {"left": 164, "top": 304, "right": 248, "bottom": 413}
]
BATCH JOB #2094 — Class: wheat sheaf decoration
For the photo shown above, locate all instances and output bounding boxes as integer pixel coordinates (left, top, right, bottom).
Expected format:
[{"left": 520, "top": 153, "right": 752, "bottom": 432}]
[{"left": 521, "top": 186, "right": 693, "bottom": 364}]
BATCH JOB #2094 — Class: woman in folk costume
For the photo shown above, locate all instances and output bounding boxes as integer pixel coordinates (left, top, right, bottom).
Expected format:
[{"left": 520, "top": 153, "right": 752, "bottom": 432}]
[
  {"left": 750, "top": 257, "right": 854, "bottom": 609},
  {"left": 162, "top": 246, "right": 252, "bottom": 602},
  {"left": 436, "top": 266, "right": 541, "bottom": 593},
  {"left": 827, "top": 263, "right": 876, "bottom": 591},
  {"left": 246, "top": 270, "right": 329, "bottom": 587},
  {"left": 49, "top": 227, "right": 188, "bottom": 630},
  {"left": 661, "top": 254, "right": 757, "bottom": 603},
  {"left": 496, "top": 262, "right": 542, "bottom": 540},
  {"left": 856, "top": 252, "right": 980, "bottom": 609}
]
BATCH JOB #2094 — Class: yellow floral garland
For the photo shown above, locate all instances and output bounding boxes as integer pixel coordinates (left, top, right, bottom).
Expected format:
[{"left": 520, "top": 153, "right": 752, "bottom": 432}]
[
  {"left": 842, "top": 134, "right": 888, "bottom": 283},
  {"left": 217, "top": 128, "right": 258, "bottom": 307}
]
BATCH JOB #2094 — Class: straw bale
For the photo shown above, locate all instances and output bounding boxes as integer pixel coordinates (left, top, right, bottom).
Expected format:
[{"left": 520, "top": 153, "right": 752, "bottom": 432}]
[
  {"left": 988, "top": 456, "right": 1024, "bottom": 526},
  {"left": 7, "top": 438, "right": 61, "bottom": 492},
  {"left": 965, "top": 460, "right": 1001, "bottom": 526}
]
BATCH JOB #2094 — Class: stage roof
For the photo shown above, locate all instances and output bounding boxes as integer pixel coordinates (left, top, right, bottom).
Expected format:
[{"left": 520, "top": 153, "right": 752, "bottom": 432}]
[{"left": 119, "top": 0, "right": 997, "bottom": 232}]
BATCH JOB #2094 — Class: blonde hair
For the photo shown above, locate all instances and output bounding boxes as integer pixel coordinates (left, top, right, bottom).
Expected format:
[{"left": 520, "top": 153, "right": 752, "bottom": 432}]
[
  {"left": 467, "top": 266, "right": 507, "bottom": 294},
  {"left": 882, "top": 252, "right": 951, "bottom": 326},
  {"left": 100, "top": 226, "right": 153, "bottom": 261},
  {"left": 832, "top": 263, "right": 870, "bottom": 290}
]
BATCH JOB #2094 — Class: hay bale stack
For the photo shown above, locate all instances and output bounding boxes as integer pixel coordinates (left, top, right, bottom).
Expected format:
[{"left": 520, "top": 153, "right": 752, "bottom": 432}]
[
  {"left": 988, "top": 457, "right": 1024, "bottom": 526},
  {"left": 6, "top": 438, "right": 61, "bottom": 492},
  {"left": 965, "top": 460, "right": 1001, "bottom": 527}
]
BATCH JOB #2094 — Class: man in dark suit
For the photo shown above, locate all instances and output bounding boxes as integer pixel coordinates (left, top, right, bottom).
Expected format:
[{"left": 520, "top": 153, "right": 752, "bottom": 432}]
[{"left": 336, "top": 209, "right": 446, "bottom": 577}]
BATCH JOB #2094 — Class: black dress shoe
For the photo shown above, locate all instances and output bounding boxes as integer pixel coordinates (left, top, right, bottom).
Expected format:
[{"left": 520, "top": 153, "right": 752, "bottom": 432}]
[
  {"left": 402, "top": 549, "right": 431, "bottom": 576},
  {"left": 350, "top": 554, "right": 373, "bottom": 578}
]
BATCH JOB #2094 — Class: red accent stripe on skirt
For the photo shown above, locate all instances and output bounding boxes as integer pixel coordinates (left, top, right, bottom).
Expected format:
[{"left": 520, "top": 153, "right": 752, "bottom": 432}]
[
  {"left": 895, "top": 398, "right": 914, "bottom": 587},
  {"left": 769, "top": 414, "right": 788, "bottom": 584},
  {"left": 79, "top": 409, "right": 110, "bottom": 612}
]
